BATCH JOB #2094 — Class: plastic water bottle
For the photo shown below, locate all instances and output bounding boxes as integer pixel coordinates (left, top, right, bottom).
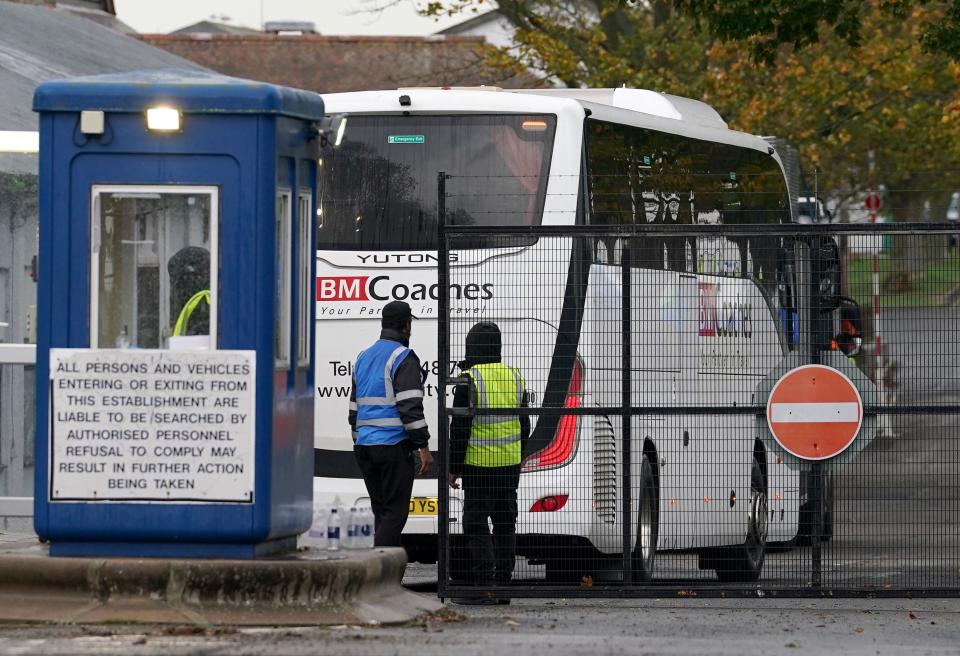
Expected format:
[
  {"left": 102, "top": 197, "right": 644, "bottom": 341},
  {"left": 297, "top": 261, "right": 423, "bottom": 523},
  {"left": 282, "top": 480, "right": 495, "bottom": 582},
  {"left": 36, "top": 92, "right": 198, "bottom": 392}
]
[
  {"left": 346, "top": 507, "right": 360, "bottom": 549},
  {"left": 115, "top": 325, "right": 129, "bottom": 349},
  {"left": 326, "top": 507, "right": 341, "bottom": 551},
  {"left": 360, "top": 506, "right": 375, "bottom": 548},
  {"left": 306, "top": 504, "right": 327, "bottom": 548}
]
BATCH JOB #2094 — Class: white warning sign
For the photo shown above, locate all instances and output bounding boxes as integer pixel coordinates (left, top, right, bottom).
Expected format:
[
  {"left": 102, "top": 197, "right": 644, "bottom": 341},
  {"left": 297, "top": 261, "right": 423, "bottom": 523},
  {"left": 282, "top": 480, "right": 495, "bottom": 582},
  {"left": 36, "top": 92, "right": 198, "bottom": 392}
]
[{"left": 49, "top": 349, "right": 256, "bottom": 503}]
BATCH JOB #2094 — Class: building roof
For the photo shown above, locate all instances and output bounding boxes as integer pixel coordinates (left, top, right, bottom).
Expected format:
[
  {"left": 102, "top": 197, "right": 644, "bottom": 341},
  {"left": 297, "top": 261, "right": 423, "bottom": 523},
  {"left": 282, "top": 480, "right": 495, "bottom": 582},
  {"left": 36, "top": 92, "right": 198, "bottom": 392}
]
[
  {"left": 56, "top": 0, "right": 115, "bottom": 13},
  {"left": 5, "top": 0, "right": 114, "bottom": 9},
  {"left": 34, "top": 69, "right": 324, "bottom": 119},
  {"left": 138, "top": 33, "right": 541, "bottom": 93},
  {"left": 1, "top": 1, "right": 206, "bottom": 130},
  {"left": 435, "top": 9, "right": 502, "bottom": 35},
  {"left": 172, "top": 20, "right": 261, "bottom": 36},
  {"left": 6, "top": 0, "right": 132, "bottom": 32}
]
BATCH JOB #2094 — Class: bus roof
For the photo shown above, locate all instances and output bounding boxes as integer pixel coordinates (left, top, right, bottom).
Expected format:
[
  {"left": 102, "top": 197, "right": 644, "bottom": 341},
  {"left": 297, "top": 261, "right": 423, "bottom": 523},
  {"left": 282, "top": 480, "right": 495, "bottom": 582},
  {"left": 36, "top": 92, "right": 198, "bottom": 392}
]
[
  {"left": 506, "top": 88, "right": 727, "bottom": 129},
  {"left": 320, "top": 87, "right": 772, "bottom": 156}
]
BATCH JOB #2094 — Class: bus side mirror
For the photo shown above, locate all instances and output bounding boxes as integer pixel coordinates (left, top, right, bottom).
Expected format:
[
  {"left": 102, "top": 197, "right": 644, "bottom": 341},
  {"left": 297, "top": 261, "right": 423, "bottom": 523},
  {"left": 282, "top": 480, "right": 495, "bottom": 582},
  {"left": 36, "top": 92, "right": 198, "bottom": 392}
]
[
  {"left": 835, "top": 296, "right": 862, "bottom": 357},
  {"left": 816, "top": 237, "right": 841, "bottom": 311}
]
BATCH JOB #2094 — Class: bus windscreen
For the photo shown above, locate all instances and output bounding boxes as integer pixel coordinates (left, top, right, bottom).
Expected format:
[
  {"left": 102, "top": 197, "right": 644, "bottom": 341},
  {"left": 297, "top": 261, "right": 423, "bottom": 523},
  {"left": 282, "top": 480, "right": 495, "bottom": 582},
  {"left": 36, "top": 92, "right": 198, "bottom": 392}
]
[{"left": 317, "top": 114, "right": 556, "bottom": 250}]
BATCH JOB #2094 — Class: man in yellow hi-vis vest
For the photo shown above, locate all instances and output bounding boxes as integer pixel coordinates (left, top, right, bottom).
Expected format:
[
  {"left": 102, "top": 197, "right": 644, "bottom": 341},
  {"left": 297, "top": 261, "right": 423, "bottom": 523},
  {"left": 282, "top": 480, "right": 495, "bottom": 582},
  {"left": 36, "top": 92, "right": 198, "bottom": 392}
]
[
  {"left": 449, "top": 322, "right": 529, "bottom": 605},
  {"left": 168, "top": 245, "right": 211, "bottom": 345}
]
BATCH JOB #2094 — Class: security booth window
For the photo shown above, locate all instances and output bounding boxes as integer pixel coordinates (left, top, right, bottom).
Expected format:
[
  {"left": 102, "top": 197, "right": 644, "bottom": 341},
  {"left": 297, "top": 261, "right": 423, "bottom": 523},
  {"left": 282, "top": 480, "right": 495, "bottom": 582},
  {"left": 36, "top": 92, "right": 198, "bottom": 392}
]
[
  {"left": 275, "top": 190, "right": 292, "bottom": 369},
  {"left": 296, "top": 190, "right": 311, "bottom": 368},
  {"left": 91, "top": 186, "right": 218, "bottom": 350}
]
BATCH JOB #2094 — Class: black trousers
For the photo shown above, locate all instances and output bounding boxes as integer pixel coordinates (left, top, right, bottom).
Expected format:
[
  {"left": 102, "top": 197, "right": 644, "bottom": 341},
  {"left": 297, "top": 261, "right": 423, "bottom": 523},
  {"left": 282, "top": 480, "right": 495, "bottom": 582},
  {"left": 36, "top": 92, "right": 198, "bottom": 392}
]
[
  {"left": 462, "top": 465, "right": 520, "bottom": 586},
  {"left": 354, "top": 443, "right": 415, "bottom": 547}
]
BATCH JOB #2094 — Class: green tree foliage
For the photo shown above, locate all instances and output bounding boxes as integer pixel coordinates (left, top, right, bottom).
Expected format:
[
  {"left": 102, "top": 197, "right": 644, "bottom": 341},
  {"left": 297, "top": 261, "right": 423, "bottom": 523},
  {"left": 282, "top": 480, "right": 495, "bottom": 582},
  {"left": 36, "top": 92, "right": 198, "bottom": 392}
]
[
  {"left": 421, "top": 1, "right": 960, "bottom": 214},
  {"left": 672, "top": 0, "right": 960, "bottom": 64}
]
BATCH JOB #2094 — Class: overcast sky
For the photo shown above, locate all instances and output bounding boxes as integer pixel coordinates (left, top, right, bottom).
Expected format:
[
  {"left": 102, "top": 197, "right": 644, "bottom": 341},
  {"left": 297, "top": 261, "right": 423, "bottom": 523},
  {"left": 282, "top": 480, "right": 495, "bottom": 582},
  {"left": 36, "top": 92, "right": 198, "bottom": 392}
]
[{"left": 113, "top": 0, "right": 467, "bottom": 35}]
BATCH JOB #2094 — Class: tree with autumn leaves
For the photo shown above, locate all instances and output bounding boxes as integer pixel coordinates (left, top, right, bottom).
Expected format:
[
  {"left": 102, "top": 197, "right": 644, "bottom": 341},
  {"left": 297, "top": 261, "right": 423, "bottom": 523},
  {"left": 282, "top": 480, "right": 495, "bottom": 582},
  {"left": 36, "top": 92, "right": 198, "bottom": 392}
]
[{"left": 420, "top": 0, "right": 960, "bottom": 220}]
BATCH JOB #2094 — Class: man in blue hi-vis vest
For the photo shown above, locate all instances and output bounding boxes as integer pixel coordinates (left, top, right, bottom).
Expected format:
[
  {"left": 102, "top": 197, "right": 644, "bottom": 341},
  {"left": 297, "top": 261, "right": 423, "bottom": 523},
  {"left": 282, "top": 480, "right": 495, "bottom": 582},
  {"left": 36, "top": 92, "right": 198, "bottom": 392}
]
[{"left": 350, "top": 300, "right": 433, "bottom": 547}]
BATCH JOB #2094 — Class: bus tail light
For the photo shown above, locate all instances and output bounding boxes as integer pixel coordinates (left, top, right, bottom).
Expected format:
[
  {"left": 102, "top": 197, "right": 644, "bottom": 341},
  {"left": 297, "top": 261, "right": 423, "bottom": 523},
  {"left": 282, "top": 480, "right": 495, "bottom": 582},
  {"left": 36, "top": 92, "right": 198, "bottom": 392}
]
[
  {"left": 522, "top": 358, "right": 583, "bottom": 472},
  {"left": 530, "top": 495, "right": 569, "bottom": 512}
]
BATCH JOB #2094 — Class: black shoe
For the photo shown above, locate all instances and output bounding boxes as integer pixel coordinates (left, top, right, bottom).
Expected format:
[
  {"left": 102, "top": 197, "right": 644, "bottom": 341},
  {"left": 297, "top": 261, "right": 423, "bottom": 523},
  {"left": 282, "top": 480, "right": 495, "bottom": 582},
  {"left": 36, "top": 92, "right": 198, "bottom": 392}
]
[
  {"left": 451, "top": 594, "right": 498, "bottom": 606},
  {"left": 497, "top": 598, "right": 511, "bottom": 605}
]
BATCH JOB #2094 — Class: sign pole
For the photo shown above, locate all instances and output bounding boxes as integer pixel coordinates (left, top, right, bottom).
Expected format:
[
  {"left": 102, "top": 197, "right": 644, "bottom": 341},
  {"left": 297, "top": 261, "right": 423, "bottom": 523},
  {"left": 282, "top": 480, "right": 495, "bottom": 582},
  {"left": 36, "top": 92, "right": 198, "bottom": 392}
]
[
  {"left": 867, "top": 152, "right": 894, "bottom": 438},
  {"left": 436, "top": 171, "right": 450, "bottom": 598}
]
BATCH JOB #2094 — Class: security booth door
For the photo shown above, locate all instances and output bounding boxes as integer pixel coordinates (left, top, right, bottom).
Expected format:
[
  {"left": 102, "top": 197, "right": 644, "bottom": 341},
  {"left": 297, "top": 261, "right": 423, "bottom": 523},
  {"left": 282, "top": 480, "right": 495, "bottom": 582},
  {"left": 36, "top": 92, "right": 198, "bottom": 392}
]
[{"left": 90, "top": 186, "right": 218, "bottom": 350}]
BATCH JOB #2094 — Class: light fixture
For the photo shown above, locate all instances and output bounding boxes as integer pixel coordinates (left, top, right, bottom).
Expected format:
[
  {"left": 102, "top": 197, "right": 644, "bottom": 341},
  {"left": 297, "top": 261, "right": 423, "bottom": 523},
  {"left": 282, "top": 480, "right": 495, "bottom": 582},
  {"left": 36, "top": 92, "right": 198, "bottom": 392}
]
[{"left": 145, "top": 106, "right": 182, "bottom": 132}]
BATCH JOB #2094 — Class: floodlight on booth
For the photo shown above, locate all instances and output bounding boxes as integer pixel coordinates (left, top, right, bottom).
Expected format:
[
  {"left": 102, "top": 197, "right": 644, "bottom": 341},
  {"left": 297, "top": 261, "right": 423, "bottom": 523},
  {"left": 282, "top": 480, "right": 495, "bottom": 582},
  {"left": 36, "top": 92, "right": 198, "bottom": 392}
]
[{"left": 145, "top": 106, "right": 182, "bottom": 132}]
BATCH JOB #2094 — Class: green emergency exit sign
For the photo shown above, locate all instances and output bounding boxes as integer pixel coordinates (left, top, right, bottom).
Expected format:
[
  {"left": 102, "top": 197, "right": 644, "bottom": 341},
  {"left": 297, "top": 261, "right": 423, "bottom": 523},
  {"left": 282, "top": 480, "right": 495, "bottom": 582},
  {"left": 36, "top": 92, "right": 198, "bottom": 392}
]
[{"left": 387, "top": 135, "right": 425, "bottom": 144}]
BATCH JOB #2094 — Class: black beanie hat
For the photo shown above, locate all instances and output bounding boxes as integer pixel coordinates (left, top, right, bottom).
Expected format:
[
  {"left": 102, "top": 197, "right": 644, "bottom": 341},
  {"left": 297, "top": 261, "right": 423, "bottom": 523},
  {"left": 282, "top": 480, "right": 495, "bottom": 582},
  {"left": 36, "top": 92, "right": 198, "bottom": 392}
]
[
  {"left": 460, "top": 321, "right": 501, "bottom": 369},
  {"left": 381, "top": 300, "right": 413, "bottom": 325}
]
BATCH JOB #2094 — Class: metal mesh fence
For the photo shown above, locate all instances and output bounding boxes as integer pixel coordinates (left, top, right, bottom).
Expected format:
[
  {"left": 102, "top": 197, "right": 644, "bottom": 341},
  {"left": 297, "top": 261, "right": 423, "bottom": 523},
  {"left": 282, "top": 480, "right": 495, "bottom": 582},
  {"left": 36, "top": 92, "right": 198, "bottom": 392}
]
[{"left": 437, "top": 173, "right": 960, "bottom": 599}]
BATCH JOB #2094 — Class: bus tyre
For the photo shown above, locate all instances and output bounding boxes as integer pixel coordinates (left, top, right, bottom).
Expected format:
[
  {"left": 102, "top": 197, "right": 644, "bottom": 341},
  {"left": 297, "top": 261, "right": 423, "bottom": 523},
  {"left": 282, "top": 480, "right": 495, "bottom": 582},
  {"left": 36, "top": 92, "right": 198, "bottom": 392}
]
[
  {"left": 632, "top": 456, "right": 658, "bottom": 583},
  {"left": 707, "top": 456, "right": 768, "bottom": 583}
]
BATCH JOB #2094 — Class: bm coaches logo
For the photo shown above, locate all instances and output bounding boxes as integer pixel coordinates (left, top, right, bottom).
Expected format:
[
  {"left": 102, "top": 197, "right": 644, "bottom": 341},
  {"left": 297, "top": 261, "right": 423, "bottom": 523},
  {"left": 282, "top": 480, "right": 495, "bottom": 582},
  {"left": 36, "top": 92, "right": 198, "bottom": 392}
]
[
  {"left": 317, "top": 275, "right": 493, "bottom": 302},
  {"left": 317, "top": 276, "right": 369, "bottom": 301}
]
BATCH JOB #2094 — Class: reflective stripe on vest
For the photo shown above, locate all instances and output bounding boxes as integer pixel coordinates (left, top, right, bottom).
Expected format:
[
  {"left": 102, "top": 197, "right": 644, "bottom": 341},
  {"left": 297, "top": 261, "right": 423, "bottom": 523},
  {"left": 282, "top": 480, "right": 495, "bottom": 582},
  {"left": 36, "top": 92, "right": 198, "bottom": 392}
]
[
  {"left": 465, "top": 363, "right": 524, "bottom": 467},
  {"left": 354, "top": 340, "right": 411, "bottom": 445}
]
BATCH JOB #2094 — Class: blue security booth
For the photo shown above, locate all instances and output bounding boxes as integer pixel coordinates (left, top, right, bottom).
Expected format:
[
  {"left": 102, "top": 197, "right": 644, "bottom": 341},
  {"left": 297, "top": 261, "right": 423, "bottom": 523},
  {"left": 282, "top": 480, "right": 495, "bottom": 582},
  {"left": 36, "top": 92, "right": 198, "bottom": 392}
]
[{"left": 32, "top": 70, "right": 324, "bottom": 558}]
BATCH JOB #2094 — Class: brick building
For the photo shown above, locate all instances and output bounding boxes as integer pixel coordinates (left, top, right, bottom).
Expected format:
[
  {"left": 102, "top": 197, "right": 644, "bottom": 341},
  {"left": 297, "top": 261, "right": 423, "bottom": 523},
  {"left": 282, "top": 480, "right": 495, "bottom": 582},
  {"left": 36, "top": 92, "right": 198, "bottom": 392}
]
[{"left": 138, "top": 33, "right": 540, "bottom": 93}]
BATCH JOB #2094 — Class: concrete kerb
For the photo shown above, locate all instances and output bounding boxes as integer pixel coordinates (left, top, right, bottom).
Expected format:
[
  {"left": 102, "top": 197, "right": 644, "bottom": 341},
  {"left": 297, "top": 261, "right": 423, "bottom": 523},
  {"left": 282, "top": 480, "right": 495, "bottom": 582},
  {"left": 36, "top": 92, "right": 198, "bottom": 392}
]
[{"left": 0, "top": 538, "right": 441, "bottom": 626}]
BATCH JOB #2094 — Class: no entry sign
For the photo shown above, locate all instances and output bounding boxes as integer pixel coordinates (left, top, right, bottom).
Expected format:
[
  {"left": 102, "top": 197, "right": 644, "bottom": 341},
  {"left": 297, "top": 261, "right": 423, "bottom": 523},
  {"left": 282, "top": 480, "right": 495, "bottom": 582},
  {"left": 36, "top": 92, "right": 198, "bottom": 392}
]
[{"left": 766, "top": 364, "right": 863, "bottom": 460}]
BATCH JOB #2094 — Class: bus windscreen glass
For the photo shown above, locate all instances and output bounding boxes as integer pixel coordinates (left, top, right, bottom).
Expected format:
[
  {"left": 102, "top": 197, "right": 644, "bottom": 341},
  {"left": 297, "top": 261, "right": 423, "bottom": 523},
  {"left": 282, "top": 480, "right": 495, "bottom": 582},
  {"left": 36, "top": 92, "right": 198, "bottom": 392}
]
[{"left": 317, "top": 114, "right": 556, "bottom": 250}]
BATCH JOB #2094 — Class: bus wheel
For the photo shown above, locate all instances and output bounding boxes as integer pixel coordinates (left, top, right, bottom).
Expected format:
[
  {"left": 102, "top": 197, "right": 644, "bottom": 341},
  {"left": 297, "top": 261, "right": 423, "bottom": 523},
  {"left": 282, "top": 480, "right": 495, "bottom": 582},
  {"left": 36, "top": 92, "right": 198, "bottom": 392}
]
[
  {"left": 632, "top": 455, "right": 659, "bottom": 582},
  {"left": 709, "top": 456, "right": 768, "bottom": 583}
]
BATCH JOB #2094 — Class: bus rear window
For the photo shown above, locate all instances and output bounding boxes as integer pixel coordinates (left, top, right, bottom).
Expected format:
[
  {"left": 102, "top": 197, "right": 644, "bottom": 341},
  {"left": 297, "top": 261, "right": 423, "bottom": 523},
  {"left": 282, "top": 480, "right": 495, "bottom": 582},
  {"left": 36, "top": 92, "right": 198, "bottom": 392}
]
[{"left": 317, "top": 114, "right": 555, "bottom": 250}]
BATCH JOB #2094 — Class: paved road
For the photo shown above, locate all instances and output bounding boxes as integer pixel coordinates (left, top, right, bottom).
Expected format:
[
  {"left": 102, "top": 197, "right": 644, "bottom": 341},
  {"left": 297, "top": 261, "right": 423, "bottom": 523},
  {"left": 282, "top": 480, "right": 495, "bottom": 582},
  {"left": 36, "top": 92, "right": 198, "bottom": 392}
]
[{"left": 0, "top": 598, "right": 957, "bottom": 655}]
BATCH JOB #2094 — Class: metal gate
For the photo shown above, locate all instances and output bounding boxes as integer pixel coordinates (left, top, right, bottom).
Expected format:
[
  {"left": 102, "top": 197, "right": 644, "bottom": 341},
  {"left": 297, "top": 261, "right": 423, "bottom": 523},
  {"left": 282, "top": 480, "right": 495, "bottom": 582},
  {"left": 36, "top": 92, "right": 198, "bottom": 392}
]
[{"left": 437, "top": 174, "right": 960, "bottom": 598}]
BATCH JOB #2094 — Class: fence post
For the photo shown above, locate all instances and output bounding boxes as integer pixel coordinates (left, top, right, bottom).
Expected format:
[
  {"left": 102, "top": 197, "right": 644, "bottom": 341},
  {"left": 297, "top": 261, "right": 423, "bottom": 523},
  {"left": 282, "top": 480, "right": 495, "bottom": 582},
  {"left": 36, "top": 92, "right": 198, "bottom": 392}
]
[
  {"left": 436, "top": 171, "right": 450, "bottom": 597},
  {"left": 809, "top": 226, "right": 823, "bottom": 588},
  {"left": 621, "top": 247, "right": 633, "bottom": 583}
]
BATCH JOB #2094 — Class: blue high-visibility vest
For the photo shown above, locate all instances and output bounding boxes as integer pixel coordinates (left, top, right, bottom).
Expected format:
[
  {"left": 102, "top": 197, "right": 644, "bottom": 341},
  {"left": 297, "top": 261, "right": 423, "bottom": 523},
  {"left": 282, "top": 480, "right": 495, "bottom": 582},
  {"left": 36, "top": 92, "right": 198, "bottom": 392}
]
[{"left": 353, "top": 339, "right": 412, "bottom": 446}]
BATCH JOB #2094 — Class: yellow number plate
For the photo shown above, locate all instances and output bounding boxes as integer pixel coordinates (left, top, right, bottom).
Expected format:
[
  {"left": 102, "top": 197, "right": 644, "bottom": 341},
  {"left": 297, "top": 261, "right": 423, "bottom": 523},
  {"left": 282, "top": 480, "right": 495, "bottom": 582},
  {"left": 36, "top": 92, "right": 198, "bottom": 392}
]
[{"left": 409, "top": 497, "right": 438, "bottom": 515}]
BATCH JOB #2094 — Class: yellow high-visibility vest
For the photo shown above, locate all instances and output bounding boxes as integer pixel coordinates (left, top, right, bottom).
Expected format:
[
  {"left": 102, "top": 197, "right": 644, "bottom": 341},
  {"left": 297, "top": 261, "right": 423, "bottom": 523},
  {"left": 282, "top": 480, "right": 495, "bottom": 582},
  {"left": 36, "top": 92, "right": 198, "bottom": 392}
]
[
  {"left": 172, "top": 289, "right": 211, "bottom": 337},
  {"left": 465, "top": 362, "right": 524, "bottom": 467}
]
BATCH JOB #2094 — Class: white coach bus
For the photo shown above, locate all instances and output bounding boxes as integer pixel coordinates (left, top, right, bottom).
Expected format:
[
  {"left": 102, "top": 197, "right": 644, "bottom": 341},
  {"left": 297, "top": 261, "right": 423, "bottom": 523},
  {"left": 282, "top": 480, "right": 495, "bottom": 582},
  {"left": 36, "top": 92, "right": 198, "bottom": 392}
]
[{"left": 314, "top": 87, "right": 812, "bottom": 582}]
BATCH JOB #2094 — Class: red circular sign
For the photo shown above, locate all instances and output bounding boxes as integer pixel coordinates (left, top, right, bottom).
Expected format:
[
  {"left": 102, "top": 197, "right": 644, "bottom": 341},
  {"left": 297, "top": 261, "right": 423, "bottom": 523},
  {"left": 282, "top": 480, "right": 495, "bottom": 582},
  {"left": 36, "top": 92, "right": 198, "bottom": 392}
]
[
  {"left": 865, "top": 192, "right": 881, "bottom": 212},
  {"left": 766, "top": 364, "right": 863, "bottom": 460}
]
